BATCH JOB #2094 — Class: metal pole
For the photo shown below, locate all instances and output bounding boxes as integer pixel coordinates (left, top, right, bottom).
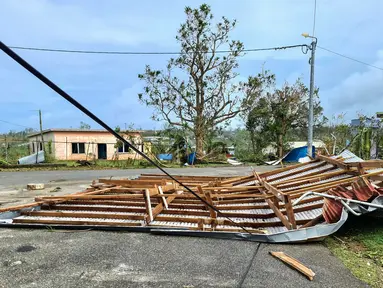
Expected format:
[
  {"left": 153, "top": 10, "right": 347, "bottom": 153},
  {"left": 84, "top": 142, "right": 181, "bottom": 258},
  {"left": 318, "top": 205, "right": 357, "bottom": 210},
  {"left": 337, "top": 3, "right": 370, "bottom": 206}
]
[{"left": 307, "top": 38, "right": 317, "bottom": 157}]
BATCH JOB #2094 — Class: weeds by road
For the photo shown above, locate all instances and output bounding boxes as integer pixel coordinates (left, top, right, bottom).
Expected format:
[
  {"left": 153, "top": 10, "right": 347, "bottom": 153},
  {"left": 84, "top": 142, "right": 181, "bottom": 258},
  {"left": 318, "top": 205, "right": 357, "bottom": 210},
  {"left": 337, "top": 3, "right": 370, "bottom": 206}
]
[
  {"left": 0, "top": 160, "right": 252, "bottom": 172},
  {"left": 325, "top": 213, "right": 383, "bottom": 288}
]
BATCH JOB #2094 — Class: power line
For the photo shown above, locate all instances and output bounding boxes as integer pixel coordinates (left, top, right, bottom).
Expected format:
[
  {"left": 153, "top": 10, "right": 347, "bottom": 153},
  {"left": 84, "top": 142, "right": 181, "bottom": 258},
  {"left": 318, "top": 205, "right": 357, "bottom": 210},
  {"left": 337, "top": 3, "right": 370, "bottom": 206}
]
[
  {"left": 0, "top": 40, "right": 255, "bottom": 236},
  {"left": 8, "top": 44, "right": 306, "bottom": 55},
  {"left": 0, "top": 119, "right": 33, "bottom": 129},
  {"left": 317, "top": 46, "right": 383, "bottom": 71}
]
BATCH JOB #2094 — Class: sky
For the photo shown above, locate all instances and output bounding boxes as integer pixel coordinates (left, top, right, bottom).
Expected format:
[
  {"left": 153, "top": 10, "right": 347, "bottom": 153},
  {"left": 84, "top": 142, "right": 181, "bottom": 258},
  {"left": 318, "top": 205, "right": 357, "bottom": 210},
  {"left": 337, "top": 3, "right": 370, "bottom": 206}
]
[{"left": 0, "top": 0, "right": 382, "bottom": 133}]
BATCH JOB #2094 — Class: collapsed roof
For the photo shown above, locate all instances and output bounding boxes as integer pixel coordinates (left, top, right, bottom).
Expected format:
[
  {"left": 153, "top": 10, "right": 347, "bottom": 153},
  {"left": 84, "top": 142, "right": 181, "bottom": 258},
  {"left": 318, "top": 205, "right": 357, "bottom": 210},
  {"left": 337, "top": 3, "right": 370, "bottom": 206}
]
[{"left": 1, "top": 150, "right": 382, "bottom": 243}]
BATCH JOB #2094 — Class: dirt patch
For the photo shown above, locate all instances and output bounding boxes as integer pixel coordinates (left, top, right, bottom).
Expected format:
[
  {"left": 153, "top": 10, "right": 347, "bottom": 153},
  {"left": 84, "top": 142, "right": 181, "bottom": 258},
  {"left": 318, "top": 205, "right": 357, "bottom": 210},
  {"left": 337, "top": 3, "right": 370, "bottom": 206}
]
[{"left": 347, "top": 240, "right": 367, "bottom": 253}]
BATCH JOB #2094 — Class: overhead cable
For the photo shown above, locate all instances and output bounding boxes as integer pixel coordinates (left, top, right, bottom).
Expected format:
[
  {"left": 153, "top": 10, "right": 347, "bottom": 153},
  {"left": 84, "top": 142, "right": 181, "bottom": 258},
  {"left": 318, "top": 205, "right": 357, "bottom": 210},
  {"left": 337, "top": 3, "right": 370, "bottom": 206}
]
[
  {"left": 318, "top": 46, "right": 383, "bottom": 71},
  {"left": 8, "top": 44, "right": 307, "bottom": 55},
  {"left": 0, "top": 41, "right": 254, "bottom": 236}
]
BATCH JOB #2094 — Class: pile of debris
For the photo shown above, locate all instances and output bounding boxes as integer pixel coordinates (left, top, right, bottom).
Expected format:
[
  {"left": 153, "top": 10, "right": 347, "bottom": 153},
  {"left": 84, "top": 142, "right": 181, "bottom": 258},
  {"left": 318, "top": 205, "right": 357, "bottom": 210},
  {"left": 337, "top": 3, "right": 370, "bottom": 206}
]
[{"left": 1, "top": 151, "right": 382, "bottom": 243}]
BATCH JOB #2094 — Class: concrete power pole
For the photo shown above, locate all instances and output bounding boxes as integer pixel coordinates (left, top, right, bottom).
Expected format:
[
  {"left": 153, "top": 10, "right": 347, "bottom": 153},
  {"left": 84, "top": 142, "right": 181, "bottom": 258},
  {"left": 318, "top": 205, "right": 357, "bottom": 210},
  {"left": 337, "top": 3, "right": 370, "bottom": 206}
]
[
  {"left": 35, "top": 109, "right": 45, "bottom": 164},
  {"left": 302, "top": 33, "right": 317, "bottom": 157}
]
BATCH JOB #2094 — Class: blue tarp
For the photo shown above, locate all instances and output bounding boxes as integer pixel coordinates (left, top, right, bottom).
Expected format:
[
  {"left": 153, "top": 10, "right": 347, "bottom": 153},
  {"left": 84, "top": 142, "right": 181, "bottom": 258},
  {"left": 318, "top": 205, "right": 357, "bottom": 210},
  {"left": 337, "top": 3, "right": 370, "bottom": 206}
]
[
  {"left": 283, "top": 146, "right": 315, "bottom": 162},
  {"left": 157, "top": 154, "right": 173, "bottom": 161},
  {"left": 187, "top": 152, "right": 196, "bottom": 165}
]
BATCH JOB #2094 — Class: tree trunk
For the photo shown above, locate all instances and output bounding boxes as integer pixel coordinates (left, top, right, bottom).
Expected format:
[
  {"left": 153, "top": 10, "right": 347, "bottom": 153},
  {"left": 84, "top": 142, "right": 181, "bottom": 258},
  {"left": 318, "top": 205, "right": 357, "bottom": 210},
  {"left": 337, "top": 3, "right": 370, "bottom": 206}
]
[
  {"left": 195, "top": 129, "right": 204, "bottom": 159},
  {"left": 278, "top": 134, "right": 283, "bottom": 158},
  {"left": 249, "top": 131, "right": 256, "bottom": 156}
]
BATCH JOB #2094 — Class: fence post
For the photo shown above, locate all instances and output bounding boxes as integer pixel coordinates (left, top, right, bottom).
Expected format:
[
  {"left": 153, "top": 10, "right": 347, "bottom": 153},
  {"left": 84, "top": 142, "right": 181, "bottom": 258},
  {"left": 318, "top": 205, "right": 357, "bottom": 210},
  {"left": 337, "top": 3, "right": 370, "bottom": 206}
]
[{"left": 4, "top": 135, "right": 7, "bottom": 162}]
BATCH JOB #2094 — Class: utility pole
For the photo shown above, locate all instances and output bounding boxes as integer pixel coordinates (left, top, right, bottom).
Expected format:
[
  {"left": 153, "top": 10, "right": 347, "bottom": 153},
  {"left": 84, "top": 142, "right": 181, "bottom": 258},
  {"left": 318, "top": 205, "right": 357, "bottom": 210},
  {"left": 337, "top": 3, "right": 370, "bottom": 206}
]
[
  {"left": 39, "top": 109, "right": 45, "bottom": 153},
  {"left": 35, "top": 109, "right": 44, "bottom": 164},
  {"left": 302, "top": 33, "right": 317, "bottom": 157}
]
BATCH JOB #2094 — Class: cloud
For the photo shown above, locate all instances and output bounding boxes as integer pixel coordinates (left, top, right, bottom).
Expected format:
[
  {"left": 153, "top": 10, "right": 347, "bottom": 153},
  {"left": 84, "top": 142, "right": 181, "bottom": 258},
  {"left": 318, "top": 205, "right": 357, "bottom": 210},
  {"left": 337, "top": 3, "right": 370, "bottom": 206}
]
[
  {"left": 0, "top": 0, "right": 182, "bottom": 48},
  {"left": 320, "top": 50, "right": 383, "bottom": 119},
  {"left": 1, "top": 0, "right": 383, "bottom": 133},
  {"left": 109, "top": 83, "right": 160, "bottom": 130}
]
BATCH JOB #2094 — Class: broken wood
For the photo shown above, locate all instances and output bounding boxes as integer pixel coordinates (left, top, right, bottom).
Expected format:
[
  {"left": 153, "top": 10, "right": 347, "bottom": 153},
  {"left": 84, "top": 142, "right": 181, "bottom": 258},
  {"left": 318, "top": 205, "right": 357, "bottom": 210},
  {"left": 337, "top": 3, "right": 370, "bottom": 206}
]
[{"left": 269, "top": 251, "right": 315, "bottom": 281}]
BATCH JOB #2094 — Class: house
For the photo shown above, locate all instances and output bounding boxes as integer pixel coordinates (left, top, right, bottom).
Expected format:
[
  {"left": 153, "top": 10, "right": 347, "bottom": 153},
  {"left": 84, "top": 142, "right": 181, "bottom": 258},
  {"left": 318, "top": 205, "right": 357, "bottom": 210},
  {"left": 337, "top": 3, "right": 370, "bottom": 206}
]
[{"left": 27, "top": 129, "right": 146, "bottom": 161}]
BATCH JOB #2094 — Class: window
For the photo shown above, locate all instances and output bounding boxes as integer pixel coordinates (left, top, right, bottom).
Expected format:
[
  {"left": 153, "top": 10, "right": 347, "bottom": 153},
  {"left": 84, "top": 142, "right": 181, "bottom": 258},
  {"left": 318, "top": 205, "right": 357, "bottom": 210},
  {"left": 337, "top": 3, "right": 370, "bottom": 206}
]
[
  {"left": 118, "top": 143, "right": 130, "bottom": 153},
  {"left": 72, "top": 143, "right": 85, "bottom": 154},
  {"left": 32, "top": 141, "right": 42, "bottom": 152}
]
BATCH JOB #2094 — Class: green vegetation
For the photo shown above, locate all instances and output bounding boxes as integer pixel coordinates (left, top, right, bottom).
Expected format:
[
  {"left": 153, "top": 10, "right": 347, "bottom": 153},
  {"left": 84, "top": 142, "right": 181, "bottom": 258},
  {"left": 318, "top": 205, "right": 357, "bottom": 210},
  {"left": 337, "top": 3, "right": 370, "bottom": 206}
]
[
  {"left": 138, "top": 4, "right": 274, "bottom": 157},
  {"left": 325, "top": 214, "right": 383, "bottom": 287}
]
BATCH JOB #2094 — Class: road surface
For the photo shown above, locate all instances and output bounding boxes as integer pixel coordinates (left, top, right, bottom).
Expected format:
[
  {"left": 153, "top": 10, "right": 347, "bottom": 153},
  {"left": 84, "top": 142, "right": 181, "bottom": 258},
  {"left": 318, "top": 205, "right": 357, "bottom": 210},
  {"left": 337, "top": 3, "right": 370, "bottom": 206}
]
[
  {"left": 0, "top": 166, "right": 274, "bottom": 190},
  {"left": 0, "top": 229, "right": 367, "bottom": 288}
]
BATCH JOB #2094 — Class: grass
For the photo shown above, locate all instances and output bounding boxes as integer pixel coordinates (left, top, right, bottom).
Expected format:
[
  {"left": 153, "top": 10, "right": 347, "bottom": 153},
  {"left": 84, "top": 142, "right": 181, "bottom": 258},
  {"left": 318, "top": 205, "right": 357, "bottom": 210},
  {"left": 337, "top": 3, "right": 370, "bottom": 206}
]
[
  {"left": 0, "top": 159, "right": 242, "bottom": 172},
  {"left": 324, "top": 213, "right": 383, "bottom": 287}
]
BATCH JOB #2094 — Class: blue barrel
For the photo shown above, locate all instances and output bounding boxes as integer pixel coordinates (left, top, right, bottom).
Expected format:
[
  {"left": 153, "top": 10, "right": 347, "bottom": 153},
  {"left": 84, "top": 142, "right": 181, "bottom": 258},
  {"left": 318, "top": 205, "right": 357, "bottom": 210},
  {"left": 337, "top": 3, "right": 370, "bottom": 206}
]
[{"left": 188, "top": 152, "right": 196, "bottom": 165}]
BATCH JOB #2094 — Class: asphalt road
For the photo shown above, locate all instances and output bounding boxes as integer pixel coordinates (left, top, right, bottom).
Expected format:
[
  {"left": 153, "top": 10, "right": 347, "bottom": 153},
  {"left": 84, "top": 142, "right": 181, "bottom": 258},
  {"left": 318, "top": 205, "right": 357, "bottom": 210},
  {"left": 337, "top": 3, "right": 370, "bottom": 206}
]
[
  {"left": 0, "top": 167, "right": 368, "bottom": 287},
  {"left": 0, "top": 166, "right": 274, "bottom": 190},
  {"left": 0, "top": 229, "right": 367, "bottom": 288}
]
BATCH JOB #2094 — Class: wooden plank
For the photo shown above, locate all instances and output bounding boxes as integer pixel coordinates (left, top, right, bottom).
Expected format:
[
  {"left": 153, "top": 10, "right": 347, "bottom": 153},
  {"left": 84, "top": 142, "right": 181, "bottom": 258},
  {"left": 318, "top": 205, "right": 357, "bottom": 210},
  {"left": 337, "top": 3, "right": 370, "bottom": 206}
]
[
  {"left": 288, "top": 169, "right": 383, "bottom": 196},
  {"left": 157, "top": 185, "right": 168, "bottom": 209},
  {"left": 219, "top": 175, "right": 255, "bottom": 185},
  {"left": 275, "top": 170, "right": 346, "bottom": 189},
  {"left": 316, "top": 154, "right": 349, "bottom": 170},
  {"left": 283, "top": 195, "right": 296, "bottom": 229},
  {"left": 266, "top": 161, "right": 327, "bottom": 182},
  {"left": 269, "top": 251, "right": 315, "bottom": 281},
  {"left": 260, "top": 189, "right": 292, "bottom": 230},
  {"left": 202, "top": 185, "right": 263, "bottom": 191},
  {"left": 22, "top": 210, "right": 145, "bottom": 220},
  {"left": 259, "top": 159, "right": 319, "bottom": 178},
  {"left": 347, "top": 160, "right": 383, "bottom": 168},
  {"left": 0, "top": 185, "right": 120, "bottom": 213},
  {"left": 139, "top": 173, "right": 229, "bottom": 180},
  {"left": 197, "top": 186, "right": 217, "bottom": 219},
  {"left": 263, "top": 181, "right": 285, "bottom": 201},
  {"left": 152, "top": 216, "right": 311, "bottom": 228},
  {"left": 36, "top": 194, "right": 146, "bottom": 201},
  {"left": 13, "top": 218, "right": 142, "bottom": 227},
  {"left": 144, "top": 189, "right": 153, "bottom": 223},
  {"left": 287, "top": 177, "right": 357, "bottom": 195},
  {"left": 300, "top": 214, "right": 324, "bottom": 228},
  {"left": 0, "top": 202, "right": 44, "bottom": 213},
  {"left": 148, "top": 188, "right": 184, "bottom": 223},
  {"left": 48, "top": 205, "right": 146, "bottom": 213},
  {"left": 271, "top": 166, "right": 339, "bottom": 186}
]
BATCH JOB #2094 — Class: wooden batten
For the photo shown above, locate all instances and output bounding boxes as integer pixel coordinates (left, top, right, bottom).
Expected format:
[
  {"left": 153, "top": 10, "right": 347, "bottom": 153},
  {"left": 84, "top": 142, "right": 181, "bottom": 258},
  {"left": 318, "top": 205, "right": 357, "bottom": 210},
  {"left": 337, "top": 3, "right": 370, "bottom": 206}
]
[{"left": 144, "top": 189, "right": 154, "bottom": 223}]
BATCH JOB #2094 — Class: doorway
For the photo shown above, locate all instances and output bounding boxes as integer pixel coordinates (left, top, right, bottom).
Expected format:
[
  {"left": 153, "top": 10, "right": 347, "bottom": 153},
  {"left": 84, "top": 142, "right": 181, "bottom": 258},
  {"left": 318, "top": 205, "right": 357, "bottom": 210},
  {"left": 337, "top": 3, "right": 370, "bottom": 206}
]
[{"left": 97, "top": 144, "right": 107, "bottom": 159}]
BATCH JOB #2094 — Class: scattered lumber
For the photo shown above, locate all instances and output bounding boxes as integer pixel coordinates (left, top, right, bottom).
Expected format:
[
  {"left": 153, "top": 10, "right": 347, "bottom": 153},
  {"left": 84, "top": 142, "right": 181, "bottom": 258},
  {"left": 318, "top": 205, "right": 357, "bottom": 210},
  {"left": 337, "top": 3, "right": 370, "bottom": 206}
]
[
  {"left": 1, "top": 151, "right": 382, "bottom": 241},
  {"left": 269, "top": 251, "right": 315, "bottom": 281}
]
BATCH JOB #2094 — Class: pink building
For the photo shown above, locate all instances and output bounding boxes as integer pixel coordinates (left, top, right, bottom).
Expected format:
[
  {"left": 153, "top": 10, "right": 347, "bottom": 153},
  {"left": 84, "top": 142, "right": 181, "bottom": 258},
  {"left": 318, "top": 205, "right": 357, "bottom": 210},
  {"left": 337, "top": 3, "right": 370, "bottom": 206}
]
[{"left": 27, "top": 129, "right": 144, "bottom": 160}]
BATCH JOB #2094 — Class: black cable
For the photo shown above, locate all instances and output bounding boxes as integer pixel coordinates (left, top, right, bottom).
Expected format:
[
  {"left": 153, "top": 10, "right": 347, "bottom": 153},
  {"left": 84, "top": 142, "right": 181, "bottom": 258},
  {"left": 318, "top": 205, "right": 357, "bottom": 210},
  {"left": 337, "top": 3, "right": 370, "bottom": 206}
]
[
  {"left": 0, "top": 119, "right": 33, "bottom": 129},
  {"left": 237, "top": 243, "right": 261, "bottom": 287},
  {"left": 318, "top": 46, "right": 383, "bottom": 71},
  {"left": 0, "top": 41, "right": 254, "bottom": 235},
  {"left": 8, "top": 44, "right": 306, "bottom": 55}
]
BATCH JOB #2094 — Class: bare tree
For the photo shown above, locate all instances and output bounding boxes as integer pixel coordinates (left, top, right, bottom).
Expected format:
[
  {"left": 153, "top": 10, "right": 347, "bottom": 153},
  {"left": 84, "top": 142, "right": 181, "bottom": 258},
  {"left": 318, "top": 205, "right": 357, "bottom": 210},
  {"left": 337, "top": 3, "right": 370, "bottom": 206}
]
[{"left": 138, "top": 4, "right": 248, "bottom": 157}]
